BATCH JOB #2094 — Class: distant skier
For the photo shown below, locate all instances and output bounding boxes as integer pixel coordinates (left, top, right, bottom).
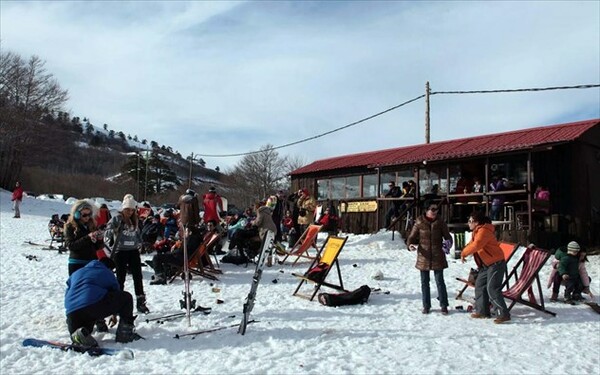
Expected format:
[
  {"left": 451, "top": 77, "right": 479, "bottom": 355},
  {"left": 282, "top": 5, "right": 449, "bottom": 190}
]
[{"left": 11, "top": 181, "right": 23, "bottom": 218}]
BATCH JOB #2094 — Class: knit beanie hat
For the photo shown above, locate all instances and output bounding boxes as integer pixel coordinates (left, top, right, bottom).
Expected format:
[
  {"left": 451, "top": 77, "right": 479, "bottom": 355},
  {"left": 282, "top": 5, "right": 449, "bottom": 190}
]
[
  {"left": 122, "top": 195, "right": 137, "bottom": 210},
  {"left": 266, "top": 195, "right": 277, "bottom": 209},
  {"left": 567, "top": 241, "right": 580, "bottom": 255}
]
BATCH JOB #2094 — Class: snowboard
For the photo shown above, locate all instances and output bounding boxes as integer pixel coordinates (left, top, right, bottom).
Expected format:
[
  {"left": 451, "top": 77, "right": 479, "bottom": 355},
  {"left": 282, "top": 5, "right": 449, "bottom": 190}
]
[{"left": 22, "top": 338, "right": 134, "bottom": 359}]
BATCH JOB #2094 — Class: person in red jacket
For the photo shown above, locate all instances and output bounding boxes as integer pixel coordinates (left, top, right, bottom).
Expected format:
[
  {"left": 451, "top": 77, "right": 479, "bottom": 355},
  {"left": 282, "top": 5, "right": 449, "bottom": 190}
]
[
  {"left": 95, "top": 203, "right": 112, "bottom": 229},
  {"left": 461, "top": 211, "right": 511, "bottom": 324},
  {"left": 203, "top": 187, "right": 224, "bottom": 231},
  {"left": 11, "top": 181, "right": 24, "bottom": 218}
]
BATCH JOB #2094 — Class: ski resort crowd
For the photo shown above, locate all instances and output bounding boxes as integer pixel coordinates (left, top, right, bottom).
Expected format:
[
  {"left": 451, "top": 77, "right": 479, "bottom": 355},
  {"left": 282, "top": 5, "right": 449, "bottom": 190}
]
[
  {"left": 51, "top": 186, "right": 344, "bottom": 347},
  {"left": 36, "top": 184, "right": 593, "bottom": 348}
]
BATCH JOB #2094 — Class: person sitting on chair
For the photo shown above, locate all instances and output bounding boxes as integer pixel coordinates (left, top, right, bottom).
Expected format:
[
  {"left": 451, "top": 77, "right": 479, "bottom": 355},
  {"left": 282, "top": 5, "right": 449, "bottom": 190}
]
[
  {"left": 317, "top": 207, "right": 339, "bottom": 234},
  {"left": 148, "top": 228, "right": 203, "bottom": 285},
  {"left": 227, "top": 202, "right": 277, "bottom": 260},
  {"left": 48, "top": 214, "right": 65, "bottom": 239}
]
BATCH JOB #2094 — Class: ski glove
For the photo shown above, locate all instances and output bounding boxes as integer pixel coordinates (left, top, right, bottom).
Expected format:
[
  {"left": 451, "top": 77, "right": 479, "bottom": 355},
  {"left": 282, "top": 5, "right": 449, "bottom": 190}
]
[{"left": 442, "top": 239, "right": 453, "bottom": 255}]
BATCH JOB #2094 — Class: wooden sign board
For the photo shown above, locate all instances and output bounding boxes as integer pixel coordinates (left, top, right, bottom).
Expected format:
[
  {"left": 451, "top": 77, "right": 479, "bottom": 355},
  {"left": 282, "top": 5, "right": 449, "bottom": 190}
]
[{"left": 345, "top": 201, "right": 378, "bottom": 213}]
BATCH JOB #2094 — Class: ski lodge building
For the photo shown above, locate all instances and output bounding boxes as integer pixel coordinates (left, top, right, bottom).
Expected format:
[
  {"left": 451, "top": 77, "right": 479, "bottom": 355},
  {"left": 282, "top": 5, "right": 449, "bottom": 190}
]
[{"left": 290, "top": 119, "right": 600, "bottom": 249}]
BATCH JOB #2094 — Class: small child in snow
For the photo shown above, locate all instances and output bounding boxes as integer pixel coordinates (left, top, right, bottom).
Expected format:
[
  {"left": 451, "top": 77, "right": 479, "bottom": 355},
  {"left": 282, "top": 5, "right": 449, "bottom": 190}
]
[{"left": 548, "top": 241, "right": 593, "bottom": 302}]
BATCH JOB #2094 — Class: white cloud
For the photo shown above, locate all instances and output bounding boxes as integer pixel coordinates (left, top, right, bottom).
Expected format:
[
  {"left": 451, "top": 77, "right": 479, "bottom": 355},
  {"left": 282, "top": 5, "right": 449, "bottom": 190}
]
[{"left": 2, "top": 1, "right": 598, "bottom": 170}]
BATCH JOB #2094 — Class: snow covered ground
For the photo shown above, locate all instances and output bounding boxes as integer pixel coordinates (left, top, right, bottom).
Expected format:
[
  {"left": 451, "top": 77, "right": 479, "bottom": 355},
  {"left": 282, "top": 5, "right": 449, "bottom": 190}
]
[{"left": 1, "top": 189, "right": 599, "bottom": 375}]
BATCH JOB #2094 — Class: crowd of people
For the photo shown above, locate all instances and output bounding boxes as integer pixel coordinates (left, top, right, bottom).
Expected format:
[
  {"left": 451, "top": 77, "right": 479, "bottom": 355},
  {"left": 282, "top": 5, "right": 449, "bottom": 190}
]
[
  {"left": 15, "top": 180, "right": 592, "bottom": 346},
  {"left": 54, "top": 185, "right": 343, "bottom": 346}
]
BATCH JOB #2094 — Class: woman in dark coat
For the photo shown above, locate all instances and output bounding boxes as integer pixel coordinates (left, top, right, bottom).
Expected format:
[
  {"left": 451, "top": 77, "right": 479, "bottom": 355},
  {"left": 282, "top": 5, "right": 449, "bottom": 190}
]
[
  {"left": 407, "top": 201, "right": 452, "bottom": 315},
  {"left": 64, "top": 200, "right": 105, "bottom": 276}
]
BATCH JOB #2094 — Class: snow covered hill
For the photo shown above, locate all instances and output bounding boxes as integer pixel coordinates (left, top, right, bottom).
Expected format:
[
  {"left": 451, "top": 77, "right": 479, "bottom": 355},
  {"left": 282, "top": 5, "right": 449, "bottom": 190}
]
[{"left": 1, "top": 190, "right": 599, "bottom": 374}]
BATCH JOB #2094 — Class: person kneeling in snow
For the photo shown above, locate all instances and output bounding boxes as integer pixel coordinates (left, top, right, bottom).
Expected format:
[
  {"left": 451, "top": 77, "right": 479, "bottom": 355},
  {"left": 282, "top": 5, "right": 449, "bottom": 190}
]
[{"left": 65, "top": 250, "right": 142, "bottom": 347}]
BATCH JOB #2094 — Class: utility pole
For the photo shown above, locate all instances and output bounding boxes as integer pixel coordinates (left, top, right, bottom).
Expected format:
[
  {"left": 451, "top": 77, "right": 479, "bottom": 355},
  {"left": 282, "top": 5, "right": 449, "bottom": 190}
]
[
  {"left": 425, "top": 81, "right": 431, "bottom": 144},
  {"left": 188, "top": 152, "right": 194, "bottom": 189},
  {"left": 144, "top": 150, "right": 150, "bottom": 202},
  {"left": 136, "top": 152, "right": 140, "bottom": 199}
]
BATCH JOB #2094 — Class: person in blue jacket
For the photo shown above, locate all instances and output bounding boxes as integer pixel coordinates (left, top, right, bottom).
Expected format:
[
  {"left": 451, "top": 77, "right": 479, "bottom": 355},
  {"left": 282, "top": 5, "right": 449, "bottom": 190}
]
[{"left": 65, "top": 251, "right": 142, "bottom": 346}]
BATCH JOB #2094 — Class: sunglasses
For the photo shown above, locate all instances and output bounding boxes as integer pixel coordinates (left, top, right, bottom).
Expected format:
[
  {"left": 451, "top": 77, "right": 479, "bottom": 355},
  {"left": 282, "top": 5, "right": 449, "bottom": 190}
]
[
  {"left": 80, "top": 213, "right": 91, "bottom": 218},
  {"left": 428, "top": 207, "right": 439, "bottom": 212},
  {"left": 468, "top": 219, "right": 475, "bottom": 223}
]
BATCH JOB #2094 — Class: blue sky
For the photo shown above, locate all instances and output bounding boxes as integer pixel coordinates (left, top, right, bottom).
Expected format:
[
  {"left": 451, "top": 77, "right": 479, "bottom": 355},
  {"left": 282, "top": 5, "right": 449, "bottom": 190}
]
[{"left": 1, "top": 1, "right": 599, "bottom": 171}]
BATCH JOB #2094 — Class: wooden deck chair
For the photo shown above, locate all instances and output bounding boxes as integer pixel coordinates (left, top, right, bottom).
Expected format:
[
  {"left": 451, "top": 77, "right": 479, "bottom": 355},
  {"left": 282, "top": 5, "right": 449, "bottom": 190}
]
[
  {"left": 292, "top": 235, "right": 348, "bottom": 301},
  {"left": 502, "top": 245, "right": 556, "bottom": 317},
  {"left": 190, "top": 232, "right": 223, "bottom": 278},
  {"left": 169, "top": 234, "right": 221, "bottom": 283},
  {"left": 278, "top": 224, "right": 323, "bottom": 266},
  {"left": 456, "top": 242, "right": 520, "bottom": 299}
]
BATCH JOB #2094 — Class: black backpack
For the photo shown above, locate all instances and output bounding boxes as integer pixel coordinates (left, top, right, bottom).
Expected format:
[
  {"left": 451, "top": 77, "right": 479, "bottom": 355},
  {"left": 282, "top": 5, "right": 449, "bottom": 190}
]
[
  {"left": 318, "top": 285, "right": 372, "bottom": 307},
  {"left": 221, "top": 248, "right": 248, "bottom": 265}
]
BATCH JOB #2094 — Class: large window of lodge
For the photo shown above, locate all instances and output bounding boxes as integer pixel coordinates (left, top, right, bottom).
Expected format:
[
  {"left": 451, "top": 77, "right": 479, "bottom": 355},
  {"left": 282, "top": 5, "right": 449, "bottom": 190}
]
[
  {"left": 362, "top": 174, "right": 378, "bottom": 198},
  {"left": 418, "top": 166, "right": 447, "bottom": 195},
  {"left": 318, "top": 176, "right": 361, "bottom": 199},
  {"left": 489, "top": 155, "right": 528, "bottom": 190}
]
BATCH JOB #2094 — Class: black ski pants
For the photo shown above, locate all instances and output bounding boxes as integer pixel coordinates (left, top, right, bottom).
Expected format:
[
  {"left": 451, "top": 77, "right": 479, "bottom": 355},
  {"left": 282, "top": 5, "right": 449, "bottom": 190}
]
[
  {"left": 66, "top": 290, "right": 134, "bottom": 334},
  {"left": 113, "top": 250, "right": 145, "bottom": 297}
]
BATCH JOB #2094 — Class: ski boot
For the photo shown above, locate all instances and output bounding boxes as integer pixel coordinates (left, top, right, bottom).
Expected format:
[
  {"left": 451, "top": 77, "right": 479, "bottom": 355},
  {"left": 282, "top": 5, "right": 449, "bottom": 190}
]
[
  {"left": 95, "top": 319, "right": 109, "bottom": 333},
  {"left": 136, "top": 295, "right": 150, "bottom": 314},
  {"left": 71, "top": 327, "right": 98, "bottom": 347},
  {"left": 550, "top": 292, "right": 559, "bottom": 302},
  {"left": 115, "top": 318, "right": 143, "bottom": 343}
]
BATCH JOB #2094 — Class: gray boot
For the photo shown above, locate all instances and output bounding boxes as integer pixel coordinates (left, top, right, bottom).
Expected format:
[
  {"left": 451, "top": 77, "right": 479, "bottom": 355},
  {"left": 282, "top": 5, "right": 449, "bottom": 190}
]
[
  {"left": 115, "top": 318, "right": 143, "bottom": 343},
  {"left": 71, "top": 327, "right": 98, "bottom": 347}
]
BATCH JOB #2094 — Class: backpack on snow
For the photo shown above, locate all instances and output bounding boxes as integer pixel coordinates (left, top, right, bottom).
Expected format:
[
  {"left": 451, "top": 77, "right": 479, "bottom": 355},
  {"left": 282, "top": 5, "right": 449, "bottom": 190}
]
[
  {"left": 221, "top": 248, "right": 248, "bottom": 265},
  {"left": 318, "top": 285, "right": 371, "bottom": 307}
]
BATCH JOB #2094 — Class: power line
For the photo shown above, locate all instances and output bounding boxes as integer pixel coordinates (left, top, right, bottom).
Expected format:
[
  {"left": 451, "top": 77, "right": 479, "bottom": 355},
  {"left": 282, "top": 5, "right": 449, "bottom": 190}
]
[
  {"left": 194, "top": 83, "right": 600, "bottom": 158},
  {"left": 195, "top": 94, "right": 425, "bottom": 157},
  {"left": 431, "top": 84, "right": 599, "bottom": 95}
]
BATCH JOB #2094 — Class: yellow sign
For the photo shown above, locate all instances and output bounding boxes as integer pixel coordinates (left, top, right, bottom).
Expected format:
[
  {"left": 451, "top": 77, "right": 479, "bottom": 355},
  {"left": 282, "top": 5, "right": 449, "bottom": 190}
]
[{"left": 345, "top": 201, "right": 378, "bottom": 213}]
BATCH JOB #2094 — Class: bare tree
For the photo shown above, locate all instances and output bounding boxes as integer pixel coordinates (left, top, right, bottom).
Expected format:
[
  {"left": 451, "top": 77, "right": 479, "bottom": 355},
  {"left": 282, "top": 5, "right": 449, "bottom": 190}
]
[
  {"left": 0, "top": 51, "right": 68, "bottom": 189},
  {"left": 282, "top": 154, "right": 307, "bottom": 188},
  {"left": 227, "top": 144, "right": 289, "bottom": 207},
  {"left": 0, "top": 52, "right": 68, "bottom": 117}
]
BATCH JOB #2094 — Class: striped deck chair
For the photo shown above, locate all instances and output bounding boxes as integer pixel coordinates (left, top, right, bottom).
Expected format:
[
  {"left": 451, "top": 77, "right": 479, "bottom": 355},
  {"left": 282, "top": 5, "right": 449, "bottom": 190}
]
[
  {"left": 278, "top": 224, "right": 323, "bottom": 266},
  {"left": 502, "top": 245, "right": 556, "bottom": 316},
  {"left": 456, "top": 242, "right": 520, "bottom": 300},
  {"left": 292, "top": 235, "right": 348, "bottom": 301}
]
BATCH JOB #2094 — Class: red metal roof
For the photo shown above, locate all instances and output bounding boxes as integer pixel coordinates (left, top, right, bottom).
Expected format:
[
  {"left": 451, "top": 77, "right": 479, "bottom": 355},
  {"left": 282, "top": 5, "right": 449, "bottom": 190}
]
[{"left": 291, "top": 119, "right": 599, "bottom": 175}]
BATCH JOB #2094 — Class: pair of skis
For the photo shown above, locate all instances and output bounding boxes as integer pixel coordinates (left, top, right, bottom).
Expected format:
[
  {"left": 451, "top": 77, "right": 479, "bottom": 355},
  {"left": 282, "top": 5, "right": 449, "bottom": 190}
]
[
  {"left": 145, "top": 306, "right": 212, "bottom": 324},
  {"left": 238, "top": 230, "right": 275, "bottom": 335},
  {"left": 23, "top": 240, "right": 66, "bottom": 252},
  {"left": 180, "top": 224, "right": 195, "bottom": 327}
]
